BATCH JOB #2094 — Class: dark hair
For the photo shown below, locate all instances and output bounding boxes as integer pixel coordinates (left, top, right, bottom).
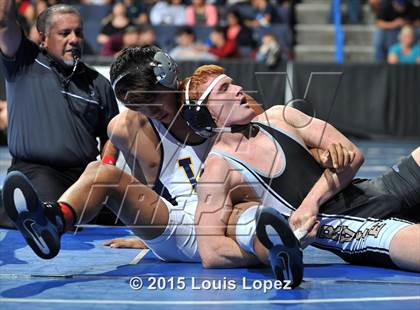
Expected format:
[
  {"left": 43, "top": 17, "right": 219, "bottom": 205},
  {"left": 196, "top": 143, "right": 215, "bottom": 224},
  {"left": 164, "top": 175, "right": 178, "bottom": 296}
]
[
  {"left": 176, "top": 26, "right": 195, "bottom": 39},
  {"left": 227, "top": 10, "right": 244, "bottom": 26},
  {"left": 36, "top": 4, "right": 82, "bottom": 33},
  {"left": 124, "top": 25, "right": 140, "bottom": 34},
  {"left": 110, "top": 45, "right": 163, "bottom": 106},
  {"left": 213, "top": 26, "right": 227, "bottom": 39},
  {"left": 138, "top": 25, "right": 155, "bottom": 35}
]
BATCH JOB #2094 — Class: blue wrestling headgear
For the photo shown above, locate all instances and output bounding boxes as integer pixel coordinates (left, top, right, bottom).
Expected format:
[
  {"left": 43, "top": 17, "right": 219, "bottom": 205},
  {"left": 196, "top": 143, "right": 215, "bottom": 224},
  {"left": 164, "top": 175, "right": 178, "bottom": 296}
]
[
  {"left": 111, "top": 51, "right": 178, "bottom": 93},
  {"left": 182, "top": 74, "right": 228, "bottom": 138}
]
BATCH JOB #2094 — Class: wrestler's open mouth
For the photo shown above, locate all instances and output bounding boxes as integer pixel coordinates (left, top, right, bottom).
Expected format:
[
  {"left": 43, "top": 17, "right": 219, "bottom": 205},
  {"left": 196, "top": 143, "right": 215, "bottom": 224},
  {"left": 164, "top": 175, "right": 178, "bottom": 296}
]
[{"left": 240, "top": 97, "right": 247, "bottom": 105}]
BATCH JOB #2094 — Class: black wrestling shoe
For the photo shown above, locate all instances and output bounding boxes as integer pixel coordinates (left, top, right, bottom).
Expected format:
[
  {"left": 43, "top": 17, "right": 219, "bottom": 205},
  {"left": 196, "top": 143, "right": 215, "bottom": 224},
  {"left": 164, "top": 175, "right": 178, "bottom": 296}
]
[
  {"left": 2, "top": 171, "right": 64, "bottom": 259},
  {"left": 256, "top": 207, "right": 303, "bottom": 288}
]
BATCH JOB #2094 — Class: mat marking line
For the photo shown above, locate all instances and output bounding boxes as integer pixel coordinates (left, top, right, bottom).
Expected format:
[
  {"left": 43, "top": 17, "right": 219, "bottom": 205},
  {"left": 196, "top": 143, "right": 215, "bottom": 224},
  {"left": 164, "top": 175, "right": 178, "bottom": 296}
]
[
  {"left": 0, "top": 296, "right": 419, "bottom": 305},
  {"left": 129, "top": 249, "right": 150, "bottom": 265}
]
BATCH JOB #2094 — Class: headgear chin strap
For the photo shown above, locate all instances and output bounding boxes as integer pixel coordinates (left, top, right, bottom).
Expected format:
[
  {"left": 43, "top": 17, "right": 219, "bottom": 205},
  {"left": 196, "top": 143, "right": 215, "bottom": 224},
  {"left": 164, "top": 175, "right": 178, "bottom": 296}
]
[
  {"left": 182, "top": 74, "right": 231, "bottom": 138},
  {"left": 111, "top": 51, "right": 178, "bottom": 96}
]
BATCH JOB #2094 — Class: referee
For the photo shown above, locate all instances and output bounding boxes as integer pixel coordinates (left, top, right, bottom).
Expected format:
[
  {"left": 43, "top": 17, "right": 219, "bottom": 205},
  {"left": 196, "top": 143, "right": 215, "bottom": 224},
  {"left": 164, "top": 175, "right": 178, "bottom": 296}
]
[{"left": 0, "top": 3, "right": 119, "bottom": 227}]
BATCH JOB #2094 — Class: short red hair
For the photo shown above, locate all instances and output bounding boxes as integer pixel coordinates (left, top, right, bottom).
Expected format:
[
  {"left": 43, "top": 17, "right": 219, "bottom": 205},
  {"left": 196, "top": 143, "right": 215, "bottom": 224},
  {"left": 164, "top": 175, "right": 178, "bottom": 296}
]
[
  {"left": 180, "top": 64, "right": 264, "bottom": 115},
  {"left": 180, "top": 64, "right": 225, "bottom": 104}
]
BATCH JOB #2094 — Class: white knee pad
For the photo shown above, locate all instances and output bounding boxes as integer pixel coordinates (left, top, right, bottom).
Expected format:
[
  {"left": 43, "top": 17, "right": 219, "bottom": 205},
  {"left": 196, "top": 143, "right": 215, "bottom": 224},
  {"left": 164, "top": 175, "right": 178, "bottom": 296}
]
[{"left": 235, "top": 206, "right": 259, "bottom": 255}]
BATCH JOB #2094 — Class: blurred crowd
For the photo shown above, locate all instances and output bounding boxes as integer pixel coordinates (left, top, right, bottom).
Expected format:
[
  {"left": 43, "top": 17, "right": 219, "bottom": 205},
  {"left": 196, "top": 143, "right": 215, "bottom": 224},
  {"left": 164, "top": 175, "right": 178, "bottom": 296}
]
[
  {"left": 370, "top": 0, "right": 420, "bottom": 63},
  {"left": 16, "top": 0, "right": 296, "bottom": 66},
  {"left": 0, "top": 0, "right": 416, "bottom": 146},
  {"left": 13, "top": 0, "right": 420, "bottom": 66}
]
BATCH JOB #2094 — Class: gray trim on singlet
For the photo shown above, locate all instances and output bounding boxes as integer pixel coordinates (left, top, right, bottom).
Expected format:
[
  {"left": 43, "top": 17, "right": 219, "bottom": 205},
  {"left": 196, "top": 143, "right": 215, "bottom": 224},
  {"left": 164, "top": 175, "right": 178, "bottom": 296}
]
[
  {"left": 208, "top": 149, "right": 295, "bottom": 211},
  {"left": 247, "top": 124, "right": 286, "bottom": 178},
  {"left": 252, "top": 120, "right": 310, "bottom": 153},
  {"left": 209, "top": 149, "right": 390, "bottom": 220},
  {"left": 207, "top": 120, "right": 309, "bottom": 179},
  {"left": 207, "top": 122, "right": 312, "bottom": 213},
  {"left": 207, "top": 121, "right": 314, "bottom": 212}
]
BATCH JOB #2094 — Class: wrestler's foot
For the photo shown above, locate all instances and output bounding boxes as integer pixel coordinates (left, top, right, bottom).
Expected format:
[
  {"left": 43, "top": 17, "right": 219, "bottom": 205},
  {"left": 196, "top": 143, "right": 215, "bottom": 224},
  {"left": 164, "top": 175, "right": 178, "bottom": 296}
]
[
  {"left": 256, "top": 207, "right": 303, "bottom": 288},
  {"left": 2, "top": 171, "right": 64, "bottom": 259}
]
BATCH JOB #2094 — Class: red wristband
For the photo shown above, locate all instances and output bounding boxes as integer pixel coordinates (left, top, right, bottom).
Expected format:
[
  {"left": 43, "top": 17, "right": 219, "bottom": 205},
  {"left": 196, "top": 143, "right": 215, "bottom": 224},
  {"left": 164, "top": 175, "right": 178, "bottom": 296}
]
[{"left": 102, "top": 155, "right": 117, "bottom": 165}]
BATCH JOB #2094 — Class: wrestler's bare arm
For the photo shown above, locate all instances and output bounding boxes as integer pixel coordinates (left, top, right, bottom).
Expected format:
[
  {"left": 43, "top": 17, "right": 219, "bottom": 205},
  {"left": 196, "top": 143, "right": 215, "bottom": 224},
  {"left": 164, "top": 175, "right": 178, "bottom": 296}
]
[
  {"left": 196, "top": 156, "right": 260, "bottom": 268},
  {"left": 105, "top": 111, "right": 164, "bottom": 249},
  {"left": 101, "top": 140, "right": 120, "bottom": 162},
  {"left": 263, "top": 106, "right": 364, "bottom": 229},
  {"left": 107, "top": 111, "right": 161, "bottom": 185},
  {"left": 256, "top": 105, "right": 354, "bottom": 171},
  {"left": 264, "top": 105, "right": 364, "bottom": 200}
]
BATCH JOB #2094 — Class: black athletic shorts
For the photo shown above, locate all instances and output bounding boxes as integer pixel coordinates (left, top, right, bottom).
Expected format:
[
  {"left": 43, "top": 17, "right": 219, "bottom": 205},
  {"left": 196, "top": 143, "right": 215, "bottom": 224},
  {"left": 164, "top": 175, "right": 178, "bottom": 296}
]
[
  {"left": 314, "top": 154, "right": 419, "bottom": 268},
  {"left": 368, "top": 155, "right": 420, "bottom": 222},
  {"left": 6, "top": 158, "right": 122, "bottom": 225},
  {"left": 320, "top": 155, "right": 420, "bottom": 223},
  {"left": 7, "top": 158, "right": 85, "bottom": 202}
]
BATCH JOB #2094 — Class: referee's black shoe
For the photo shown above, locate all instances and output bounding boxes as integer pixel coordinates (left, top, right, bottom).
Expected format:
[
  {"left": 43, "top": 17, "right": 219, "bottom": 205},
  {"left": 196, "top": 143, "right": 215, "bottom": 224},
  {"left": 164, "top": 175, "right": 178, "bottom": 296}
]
[
  {"left": 2, "top": 171, "right": 63, "bottom": 259},
  {"left": 256, "top": 207, "right": 303, "bottom": 288}
]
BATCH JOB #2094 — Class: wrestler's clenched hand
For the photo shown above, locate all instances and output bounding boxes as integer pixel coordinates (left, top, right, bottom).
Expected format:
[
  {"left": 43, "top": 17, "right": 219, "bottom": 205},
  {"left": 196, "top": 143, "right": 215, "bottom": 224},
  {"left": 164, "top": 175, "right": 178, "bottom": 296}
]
[
  {"left": 320, "top": 143, "right": 355, "bottom": 172},
  {"left": 288, "top": 207, "right": 320, "bottom": 249}
]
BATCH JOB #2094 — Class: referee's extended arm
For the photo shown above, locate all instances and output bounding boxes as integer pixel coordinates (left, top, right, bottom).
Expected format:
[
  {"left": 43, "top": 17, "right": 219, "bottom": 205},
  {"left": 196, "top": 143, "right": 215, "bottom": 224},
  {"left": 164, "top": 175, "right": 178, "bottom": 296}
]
[{"left": 0, "top": 0, "right": 21, "bottom": 57}]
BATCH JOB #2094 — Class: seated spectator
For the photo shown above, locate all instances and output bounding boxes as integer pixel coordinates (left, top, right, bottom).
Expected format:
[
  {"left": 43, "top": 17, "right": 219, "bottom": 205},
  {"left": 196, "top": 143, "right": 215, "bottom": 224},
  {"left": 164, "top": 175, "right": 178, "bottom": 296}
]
[
  {"left": 368, "top": 0, "right": 382, "bottom": 15},
  {"left": 150, "top": 0, "right": 186, "bottom": 25},
  {"left": 97, "top": 2, "right": 133, "bottom": 46},
  {"left": 33, "top": 0, "right": 48, "bottom": 19},
  {"left": 328, "top": 0, "right": 361, "bottom": 24},
  {"left": 373, "top": 0, "right": 420, "bottom": 62},
  {"left": 225, "top": 0, "right": 249, "bottom": 5},
  {"left": 246, "top": 0, "right": 282, "bottom": 27},
  {"left": 186, "top": 0, "right": 218, "bottom": 26},
  {"left": 204, "top": 26, "right": 240, "bottom": 58},
  {"left": 16, "top": 2, "right": 31, "bottom": 34},
  {"left": 81, "top": 0, "right": 112, "bottom": 4},
  {"left": 226, "top": 10, "right": 256, "bottom": 48},
  {"left": 100, "top": 26, "right": 140, "bottom": 56},
  {"left": 256, "top": 32, "right": 283, "bottom": 66},
  {"left": 170, "top": 26, "right": 217, "bottom": 61},
  {"left": 123, "top": 0, "right": 150, "bottom": 24},
  {"left": 138, "top": 25, "right": 159, "bottom": 47},
  {"left": 16, "top": 0, "right": 35, "bottom": 25},
  {"left": 388, "top": 25, "right": 420, "bottom": 63}
]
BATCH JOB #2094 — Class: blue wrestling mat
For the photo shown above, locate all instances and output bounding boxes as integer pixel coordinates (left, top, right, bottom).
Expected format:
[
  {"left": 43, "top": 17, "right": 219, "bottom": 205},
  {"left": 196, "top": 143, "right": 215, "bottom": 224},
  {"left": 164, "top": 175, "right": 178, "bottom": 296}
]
[{"left": 1, "top": 141, "right": 419, "bottom": 309}]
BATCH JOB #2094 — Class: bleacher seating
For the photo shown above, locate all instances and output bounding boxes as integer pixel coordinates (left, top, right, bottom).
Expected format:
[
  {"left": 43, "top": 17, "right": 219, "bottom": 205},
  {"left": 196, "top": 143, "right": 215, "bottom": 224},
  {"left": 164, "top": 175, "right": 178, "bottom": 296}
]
[
  {"left": 75, "top": 2, "right": 293, "bottom": 59},
  {"left": 78, "top": 4, "right": 111, "bottom": 54}
]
